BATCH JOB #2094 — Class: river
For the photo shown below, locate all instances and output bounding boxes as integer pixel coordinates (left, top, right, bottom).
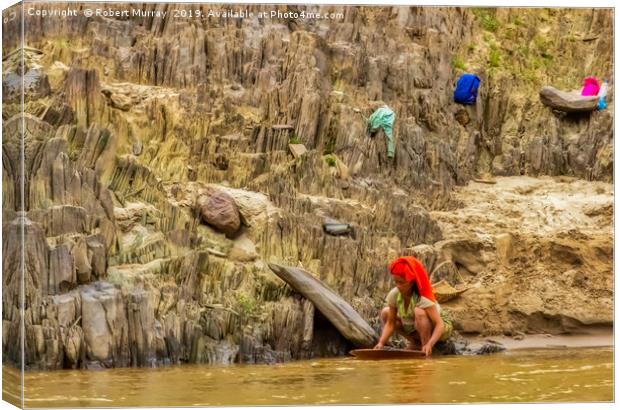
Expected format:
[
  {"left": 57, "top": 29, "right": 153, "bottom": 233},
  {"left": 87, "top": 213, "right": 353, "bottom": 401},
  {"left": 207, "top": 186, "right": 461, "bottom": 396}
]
[{"left": 2, "top": 347, "right": 612, "bottom": 407}]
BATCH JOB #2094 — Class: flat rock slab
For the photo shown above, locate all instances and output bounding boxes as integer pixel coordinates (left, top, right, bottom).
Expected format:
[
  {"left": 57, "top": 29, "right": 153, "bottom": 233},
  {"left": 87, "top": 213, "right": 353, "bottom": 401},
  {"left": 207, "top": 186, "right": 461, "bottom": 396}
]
[
  {"left": 268, "top": 263, "right": 377, "bottom": 347},
  {"left": 539, "top": 86, "right": 598, "bottom": 113},
  {"left": 350, "top": 348, "right": 425, "bottom": 360},
  {"left": 273, "top": 124, "right": 294, "bottom": 130},
  {"left": 288, "top": 143, "right": 307, "bottom": 158},
  {"left": 323, "top": 217, "right": 352, "bottom": 236}
]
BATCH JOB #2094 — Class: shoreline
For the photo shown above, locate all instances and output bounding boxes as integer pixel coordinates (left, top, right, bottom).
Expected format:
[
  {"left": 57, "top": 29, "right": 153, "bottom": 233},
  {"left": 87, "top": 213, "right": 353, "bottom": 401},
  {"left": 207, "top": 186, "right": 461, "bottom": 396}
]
[{"left": 468, "top": 326, "right": 613, "bottom": 351}]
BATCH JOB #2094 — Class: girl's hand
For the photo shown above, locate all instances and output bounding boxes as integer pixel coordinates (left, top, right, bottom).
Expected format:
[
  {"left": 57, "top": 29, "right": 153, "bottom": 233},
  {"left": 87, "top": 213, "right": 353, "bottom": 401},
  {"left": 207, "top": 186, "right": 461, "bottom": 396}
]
[
  {"left": 373, "top": 342, "right": 385, "bottom": 350},
  {"left": 421, "top": 343, "right": 433, "bottom": 357}
]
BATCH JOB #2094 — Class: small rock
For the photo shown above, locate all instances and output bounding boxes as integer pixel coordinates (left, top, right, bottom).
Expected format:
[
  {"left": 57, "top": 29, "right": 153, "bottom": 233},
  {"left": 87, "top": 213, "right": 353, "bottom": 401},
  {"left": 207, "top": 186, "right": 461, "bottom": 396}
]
[
  {"left": 455, "top": 109, "right": 470, "bottom": 126},
  {"left": 333, "top": 155, "right": 349, "bottom": 181},
  {"left": 170, "top": 184, "right": 182, "bottom": 200},
  {"left": 289, "top": 143, "right": 307, "bottom": 159},
  {"left": 468, "top": 342, "right": 506, "bottom": 355},
  {"left": 323, "top": 217, "right": 353, "bottom": 236},
  {"left": 494, "top": 233, "right": 514, "bottom": 263},
  {"left": 110, "top": 93, "right": 132, "bottom": 111},
  {"left": 336, "top": 179, "right": 350, "bottom": 190},
  {"left": 213, "top": 154, "right": 229, "bottom": 170},
  {"left": 206, "top": 248, "right": 227, "bottom": 257},
  {"left": 85, "top": 361, "right": 105, "bottom": 370},
  {"left": 187, "top": 166, "right": 197, "bottom": 181},
  {"left": 473, "top": 178, "right": 497, "bottom": 184},
  {"left": 132, "top": 142, "right": 143, "bottom": 156},
  {"left": 229, "top": 234, "right": 258, "bottom": 262},
  {"left": 330, "top": 90, "right": 345, "bottom": 101},
  {"left": 51, "top": 61, "right": 70, "bottom": 71}
]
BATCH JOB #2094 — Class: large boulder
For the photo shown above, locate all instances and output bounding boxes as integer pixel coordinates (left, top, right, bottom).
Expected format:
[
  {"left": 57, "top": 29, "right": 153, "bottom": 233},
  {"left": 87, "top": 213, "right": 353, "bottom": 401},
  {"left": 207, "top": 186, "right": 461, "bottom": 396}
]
[
  {"left": 215, "top": 186, "right": 278, "bottom": 227},
  {"left": 198, "top": 190, "right": 241, "bottom": 238},
  {"left": 539, "top": 86, "right": 598, "bottom": 113},
  {"left": 435, "top": 238, "right": 491, "bottom": 275},
  {"left": 80, "top": 282, "right": 129, "bottom": 367}
]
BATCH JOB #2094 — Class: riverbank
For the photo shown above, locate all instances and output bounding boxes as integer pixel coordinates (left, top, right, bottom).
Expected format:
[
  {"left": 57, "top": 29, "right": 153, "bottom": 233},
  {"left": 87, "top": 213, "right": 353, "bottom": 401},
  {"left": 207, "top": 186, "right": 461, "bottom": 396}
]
[
  {"left": 468, "top": 326, "right": 613, "bottom": 351},
  {"left": 432, "top": 176, "right": 612, "bottom": 337}
]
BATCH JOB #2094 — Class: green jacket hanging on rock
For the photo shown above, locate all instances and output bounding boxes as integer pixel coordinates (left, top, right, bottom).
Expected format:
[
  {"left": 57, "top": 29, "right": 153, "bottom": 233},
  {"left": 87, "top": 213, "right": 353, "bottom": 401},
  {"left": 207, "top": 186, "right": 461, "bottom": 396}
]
[{"left": 367, "top": 105, "right": 396, "bottom": 158}]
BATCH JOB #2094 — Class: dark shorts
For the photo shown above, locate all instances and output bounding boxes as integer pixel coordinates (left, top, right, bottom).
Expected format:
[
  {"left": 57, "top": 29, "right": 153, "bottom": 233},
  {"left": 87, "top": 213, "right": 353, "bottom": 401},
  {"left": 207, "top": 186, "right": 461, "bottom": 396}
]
[{"left": 397, "top": 316, "right": 453, "bottom": 341}]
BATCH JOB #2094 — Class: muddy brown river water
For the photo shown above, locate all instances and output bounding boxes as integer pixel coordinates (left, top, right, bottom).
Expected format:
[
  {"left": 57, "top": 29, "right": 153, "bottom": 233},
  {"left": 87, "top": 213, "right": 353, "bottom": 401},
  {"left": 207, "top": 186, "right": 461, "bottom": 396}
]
[{"left": 3, "top": 347, "right": 613, "bottom": 407}]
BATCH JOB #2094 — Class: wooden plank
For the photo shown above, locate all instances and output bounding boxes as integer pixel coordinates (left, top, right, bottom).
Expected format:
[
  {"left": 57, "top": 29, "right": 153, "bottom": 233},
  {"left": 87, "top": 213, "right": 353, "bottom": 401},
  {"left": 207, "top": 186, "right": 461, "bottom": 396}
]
[
  {"left": 268, "top": 263, "right": 377, "bottom": 348},
  {"left": 350, "top": 348, "right": 425, "bottom": 360}
]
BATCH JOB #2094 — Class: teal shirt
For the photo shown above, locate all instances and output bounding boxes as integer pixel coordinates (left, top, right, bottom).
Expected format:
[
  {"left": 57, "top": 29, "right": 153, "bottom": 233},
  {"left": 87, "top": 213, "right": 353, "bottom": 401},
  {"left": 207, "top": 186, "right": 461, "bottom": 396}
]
[{"left": 367, "top": 106, "right": 395, "bottom": 157}]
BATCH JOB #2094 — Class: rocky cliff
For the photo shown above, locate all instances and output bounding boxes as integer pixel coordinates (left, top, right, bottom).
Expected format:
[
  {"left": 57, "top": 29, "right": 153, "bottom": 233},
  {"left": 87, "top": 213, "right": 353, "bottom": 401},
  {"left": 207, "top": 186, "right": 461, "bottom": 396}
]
[{"left": 2, "top": 3, "right": 613, "bottom": 369}]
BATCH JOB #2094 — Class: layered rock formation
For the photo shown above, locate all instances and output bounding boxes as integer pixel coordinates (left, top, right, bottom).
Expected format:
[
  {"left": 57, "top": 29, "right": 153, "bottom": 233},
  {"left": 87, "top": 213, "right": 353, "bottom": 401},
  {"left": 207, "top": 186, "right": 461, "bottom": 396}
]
[{"left": 2, "top": 4, "right": 613, "bottom": 369}]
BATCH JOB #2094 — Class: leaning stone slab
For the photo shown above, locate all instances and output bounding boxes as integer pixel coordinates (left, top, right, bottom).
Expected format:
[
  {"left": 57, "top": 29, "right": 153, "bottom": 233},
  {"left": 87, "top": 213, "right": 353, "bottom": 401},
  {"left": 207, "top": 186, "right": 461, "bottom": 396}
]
[
  {"left": 288, "top": 143, "right": 307, "bottom": 158},
  {"left": 539, "top": 86, "right": 598, "bottom": 113},
  {"left": 268, "top": 263, "right": 377, "bottom": 347}
]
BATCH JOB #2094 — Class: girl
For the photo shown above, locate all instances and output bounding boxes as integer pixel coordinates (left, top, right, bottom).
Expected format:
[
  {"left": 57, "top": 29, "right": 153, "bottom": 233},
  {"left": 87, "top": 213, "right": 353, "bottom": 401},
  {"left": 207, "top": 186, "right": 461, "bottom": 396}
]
[{"left": 374, "top": 256, "right": 453, "bottom": 356}]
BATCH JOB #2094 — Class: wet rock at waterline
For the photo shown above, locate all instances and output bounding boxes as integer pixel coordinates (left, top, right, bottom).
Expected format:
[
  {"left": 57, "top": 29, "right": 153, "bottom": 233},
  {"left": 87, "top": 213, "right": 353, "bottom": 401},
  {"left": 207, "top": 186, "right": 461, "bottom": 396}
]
[{"left": 448, "top": 339, "right": 507, "bottom": 356}]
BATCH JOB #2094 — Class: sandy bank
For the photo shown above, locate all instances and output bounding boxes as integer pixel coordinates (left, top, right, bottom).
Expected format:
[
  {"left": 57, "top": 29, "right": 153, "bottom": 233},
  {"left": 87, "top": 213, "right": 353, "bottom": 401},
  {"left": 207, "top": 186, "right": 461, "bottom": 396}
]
[{"left": 469, "top": 326, "right": 613, "bottom": 351}]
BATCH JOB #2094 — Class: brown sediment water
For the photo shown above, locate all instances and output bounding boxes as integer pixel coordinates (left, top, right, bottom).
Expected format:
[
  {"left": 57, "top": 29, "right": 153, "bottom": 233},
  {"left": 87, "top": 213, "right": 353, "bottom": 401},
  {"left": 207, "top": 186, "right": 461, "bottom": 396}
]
[{"left": 4, "top": 347, "right": 613, "bottom": 407}]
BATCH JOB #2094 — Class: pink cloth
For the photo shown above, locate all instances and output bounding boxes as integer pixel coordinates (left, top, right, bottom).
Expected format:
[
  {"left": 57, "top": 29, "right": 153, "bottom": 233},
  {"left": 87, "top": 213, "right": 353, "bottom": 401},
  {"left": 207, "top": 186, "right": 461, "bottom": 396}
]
[{"left": 581, "top": 77, "right": 600, "bottom": 96}]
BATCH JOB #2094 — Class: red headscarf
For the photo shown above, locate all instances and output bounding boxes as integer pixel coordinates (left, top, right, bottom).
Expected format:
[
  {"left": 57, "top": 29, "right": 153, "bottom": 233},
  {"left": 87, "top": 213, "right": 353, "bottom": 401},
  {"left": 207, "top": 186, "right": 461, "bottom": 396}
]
[{"left": 388, "top": 256, "right": 436, "bottom": 302}]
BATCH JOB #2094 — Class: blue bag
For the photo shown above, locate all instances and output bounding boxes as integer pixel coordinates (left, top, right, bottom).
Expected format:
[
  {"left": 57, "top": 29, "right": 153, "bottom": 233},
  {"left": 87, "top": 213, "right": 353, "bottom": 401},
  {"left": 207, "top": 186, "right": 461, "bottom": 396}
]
[{"left": 454, "top": 74, "right": 481, "bottom": 105}]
